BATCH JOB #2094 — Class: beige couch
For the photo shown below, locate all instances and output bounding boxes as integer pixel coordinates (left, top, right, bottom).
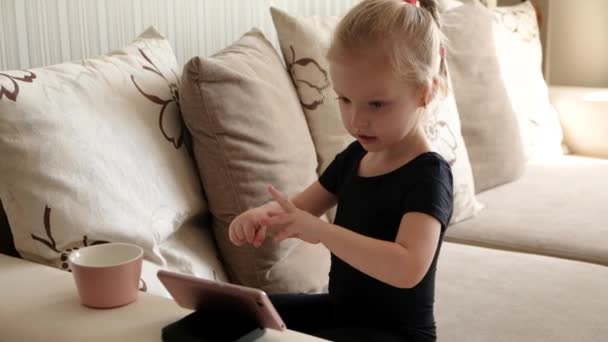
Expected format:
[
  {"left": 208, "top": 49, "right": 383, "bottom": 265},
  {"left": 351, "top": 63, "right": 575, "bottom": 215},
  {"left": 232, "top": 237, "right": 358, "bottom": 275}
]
[
  {"left": 1, "top": 1, "right": 607, "bottom": 342},
  {"left": 434, "top": 85, "right": 608, "bottom": 341},
  {"left": 437, "top": 93, "right": 608, "bottom": 342}
]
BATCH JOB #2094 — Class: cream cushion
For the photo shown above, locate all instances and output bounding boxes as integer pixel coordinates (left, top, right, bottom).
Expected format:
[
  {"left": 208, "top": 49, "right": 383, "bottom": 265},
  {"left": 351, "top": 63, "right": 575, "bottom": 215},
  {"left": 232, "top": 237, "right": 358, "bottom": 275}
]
[
  {"left": 0, "top": 27, "right": 223, "bottom": 297},
  {"left": 492, "top": 1, "right": 564, "bottom": 159},
  {"left": 270, "top": 7, "right": 482, "bottom": 225},
  {"left": 0, "top": 254, "right": 328, "bottom": 342},
  {"left": 179, "top": 29, "right": 330, "bottom": 294},
  {"left": 441, "top": 2, "right": 526, "bottom": 192},
  {"left": 446, "top": 154, "right": 608, "bottom": 266},
  {"left": 141, "top": 220, "right": 228, "bottom": 298},
  {"left": 437, "top": 242, "right": 608, "bottom": 342},
  {"left": 438, "top": 0, "right": 497, "bottom": 12}
]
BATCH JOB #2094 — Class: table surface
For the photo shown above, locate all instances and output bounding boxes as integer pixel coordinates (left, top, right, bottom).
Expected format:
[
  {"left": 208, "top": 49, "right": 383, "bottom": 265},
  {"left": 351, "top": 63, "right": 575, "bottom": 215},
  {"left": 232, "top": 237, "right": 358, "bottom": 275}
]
[{"left": 0, "top": 254, "right": 327, "bottom": 342}]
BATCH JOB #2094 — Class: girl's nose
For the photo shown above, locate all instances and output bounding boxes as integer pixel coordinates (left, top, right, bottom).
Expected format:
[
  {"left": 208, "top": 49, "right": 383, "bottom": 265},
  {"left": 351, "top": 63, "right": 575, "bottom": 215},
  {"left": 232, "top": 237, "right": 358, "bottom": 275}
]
[{"left": 351, "top": 110, "right": 369, "bottom": 129}]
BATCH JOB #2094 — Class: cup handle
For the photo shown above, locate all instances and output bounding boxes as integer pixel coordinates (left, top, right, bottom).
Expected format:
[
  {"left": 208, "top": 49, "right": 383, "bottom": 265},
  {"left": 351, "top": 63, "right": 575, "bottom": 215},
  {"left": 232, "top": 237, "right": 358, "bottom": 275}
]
[{"left": 139, "top": 278, "right": 147, "bottom": 292}]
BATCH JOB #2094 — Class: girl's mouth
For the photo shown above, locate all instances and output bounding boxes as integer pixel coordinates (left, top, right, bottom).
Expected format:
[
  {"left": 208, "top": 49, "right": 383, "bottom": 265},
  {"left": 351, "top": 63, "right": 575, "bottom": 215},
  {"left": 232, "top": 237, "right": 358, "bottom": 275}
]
[{"left": 357, "top": 134, "right": 378, "bottom": 144}]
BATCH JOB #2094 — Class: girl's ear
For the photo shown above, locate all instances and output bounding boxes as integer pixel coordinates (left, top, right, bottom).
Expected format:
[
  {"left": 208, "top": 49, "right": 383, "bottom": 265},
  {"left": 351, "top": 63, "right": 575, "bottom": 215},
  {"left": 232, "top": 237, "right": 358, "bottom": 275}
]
[
  {"left": 419, "top": 78, "right": 439, "bottom": 108},
  {"left": 431, "top": 77, "right": 439, "bottom": 100}
]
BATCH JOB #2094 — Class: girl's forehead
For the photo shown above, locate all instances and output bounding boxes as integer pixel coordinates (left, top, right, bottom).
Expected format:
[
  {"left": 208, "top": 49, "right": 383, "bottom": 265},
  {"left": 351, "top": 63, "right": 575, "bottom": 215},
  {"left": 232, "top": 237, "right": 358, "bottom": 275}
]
[
  {"left": 329, "top": 58, "right": 410, "bottom": 97},
  {"left": 331, "top": 57, "right": 389, "bottom": 80},
  {"left": 330, "top": 49, "right": 388, "bottom": 68}
]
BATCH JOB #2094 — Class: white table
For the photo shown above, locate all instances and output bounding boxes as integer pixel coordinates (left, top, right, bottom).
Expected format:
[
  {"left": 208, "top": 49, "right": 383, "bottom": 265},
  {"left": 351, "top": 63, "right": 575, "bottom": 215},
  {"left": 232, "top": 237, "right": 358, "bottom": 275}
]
[{"left": 0, "top": 254, "right": 327, "bottom": 342}]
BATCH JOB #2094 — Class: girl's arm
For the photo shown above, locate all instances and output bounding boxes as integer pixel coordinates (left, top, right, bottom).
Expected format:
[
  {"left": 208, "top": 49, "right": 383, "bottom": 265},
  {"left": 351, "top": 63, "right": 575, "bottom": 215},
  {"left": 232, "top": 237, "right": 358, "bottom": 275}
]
[
  {"left": 238, "top": 182, "right": 337, "bottom": 246},
  {"left": 292, "top": 181, "right": 338, "bottom": 217},
  {"left": 318, "top": 212, "right": 441, "bottom": 289},
  {"left": 266, "top": 186, "right": 442, "bottom": 289},
  {"left": 262, "top": 181, "right": 337, "bottom": 218}
]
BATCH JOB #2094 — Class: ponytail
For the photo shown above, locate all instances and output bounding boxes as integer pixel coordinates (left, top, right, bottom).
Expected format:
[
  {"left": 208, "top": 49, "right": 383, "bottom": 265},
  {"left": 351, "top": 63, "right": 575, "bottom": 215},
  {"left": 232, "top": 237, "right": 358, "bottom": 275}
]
[
  {"left": 418, "top": 0, "right": 440, "bottom": 25},
  {"left": 417, "top": 0, "right": 448, "bottom": 95}
]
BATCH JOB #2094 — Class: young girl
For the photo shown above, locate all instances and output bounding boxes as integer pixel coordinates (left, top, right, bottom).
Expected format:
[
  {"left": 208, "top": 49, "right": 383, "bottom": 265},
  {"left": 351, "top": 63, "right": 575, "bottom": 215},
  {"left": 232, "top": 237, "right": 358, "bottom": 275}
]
[{"left": 229, "top": 0, "right": 453, "bottom": 340}]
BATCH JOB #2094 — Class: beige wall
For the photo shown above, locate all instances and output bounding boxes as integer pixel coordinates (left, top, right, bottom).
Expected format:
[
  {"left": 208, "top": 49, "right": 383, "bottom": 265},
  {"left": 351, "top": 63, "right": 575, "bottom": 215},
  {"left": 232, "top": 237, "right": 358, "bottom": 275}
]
[
  {"left": 546, "top": 0, "right": 608, "bottom": 87},
  {"left": 499, "top": 0, "right": 607, "bottom": 88},
  {"left": 0, "top": 0, "right": 359, "bottom": 70}
]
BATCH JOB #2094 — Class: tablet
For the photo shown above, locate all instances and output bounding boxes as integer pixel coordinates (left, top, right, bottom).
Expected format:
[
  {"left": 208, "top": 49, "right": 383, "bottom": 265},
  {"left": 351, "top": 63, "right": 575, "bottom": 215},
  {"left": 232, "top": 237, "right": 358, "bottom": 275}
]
[{"left": 157, "top": 270, "right": 286, "bottom": 331}]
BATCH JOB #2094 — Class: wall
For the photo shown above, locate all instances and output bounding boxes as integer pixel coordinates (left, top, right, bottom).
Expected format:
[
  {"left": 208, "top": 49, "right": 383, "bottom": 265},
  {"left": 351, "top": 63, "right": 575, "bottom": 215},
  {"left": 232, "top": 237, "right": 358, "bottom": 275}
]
[
  {"left": 500, "top": 0, "right": 608, "bottom": 87},
  {"left": 0, "top": 0, "right": 358, "bottom": 70},
  {"left": 545, "top": 0, "right": 608, "bottom": 87},
  {"left": 2, "top": 0, "right": 606, "bottom": 88}
]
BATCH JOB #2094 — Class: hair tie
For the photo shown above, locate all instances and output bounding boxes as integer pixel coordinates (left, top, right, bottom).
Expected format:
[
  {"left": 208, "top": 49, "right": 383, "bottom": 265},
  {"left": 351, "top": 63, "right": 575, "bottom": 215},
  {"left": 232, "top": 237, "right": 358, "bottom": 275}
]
[
  {"left": 440, "top": 45, "right": 447, "bottom": 58},
  {"left": 404, "top": 0, "right": 417, "bottom": 5}
]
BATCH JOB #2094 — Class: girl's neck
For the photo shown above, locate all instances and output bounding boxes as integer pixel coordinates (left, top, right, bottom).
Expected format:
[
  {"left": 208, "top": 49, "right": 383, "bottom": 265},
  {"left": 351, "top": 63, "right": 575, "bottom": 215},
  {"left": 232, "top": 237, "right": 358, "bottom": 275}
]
[
  {"left": 360, "top": 126, "right": 431, "bottom": 177},
  {"left": 369, "top": 125, "right": 431, "bottom": 163}
]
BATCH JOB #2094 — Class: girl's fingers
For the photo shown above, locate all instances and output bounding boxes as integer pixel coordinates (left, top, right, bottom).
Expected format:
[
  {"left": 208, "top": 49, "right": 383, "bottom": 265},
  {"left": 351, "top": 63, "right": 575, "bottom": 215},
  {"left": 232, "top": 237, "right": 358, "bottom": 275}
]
[
  {"left": 231, "top": 229, "right": 243, "bottom": 246},
  {"left": 244, "top": 221, "right": 256, "bottom": 244},
  {"left": 228, "top": 224, "right": 235, "bottom": 244},
  {"left": 229, "top": 223, "right": 239, "bottom": 245},
  {"left": 263, "top": 214, "right": 290, "bottom": 227},
  {"left": 253, "top": 225, "right": 267, "bottom": 247},
  {"left": 267, "top": 209, "right": 284, "bottom": 217},
  {"left": 233, "top": 224, "right": 246, "bottom": 246},
  {"left": 268, "top": 185, "right": 296, "bottom": 213}
]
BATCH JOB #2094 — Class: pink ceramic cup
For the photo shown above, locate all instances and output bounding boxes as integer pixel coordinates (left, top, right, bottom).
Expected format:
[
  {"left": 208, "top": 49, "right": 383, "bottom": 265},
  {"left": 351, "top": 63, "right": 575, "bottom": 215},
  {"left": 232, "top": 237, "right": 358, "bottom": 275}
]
[{"left": 68, "top": 242, "right": 144, "bottom": 309}]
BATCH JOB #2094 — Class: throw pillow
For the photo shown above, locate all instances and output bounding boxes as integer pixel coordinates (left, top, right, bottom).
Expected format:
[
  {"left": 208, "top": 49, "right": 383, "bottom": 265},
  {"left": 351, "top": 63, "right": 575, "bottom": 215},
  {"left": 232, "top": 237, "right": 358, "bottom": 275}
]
[
  {"left": 270, "top": 7, "right": 482, "bottom": 224},
  {"left": 179, "top": 29, "right": 331, "bottom": 294},
  {"left": 0, "top": 27, "right": 224, "bottom": 296},
  {"left": 492, "top": 0, "right": 564, "bottom": 159},
  {"left": 440, "top": 2, "right": 526, "bottom": 192},
  {"left": 438, "top": 0, "right": 497, "bottom": 12}
]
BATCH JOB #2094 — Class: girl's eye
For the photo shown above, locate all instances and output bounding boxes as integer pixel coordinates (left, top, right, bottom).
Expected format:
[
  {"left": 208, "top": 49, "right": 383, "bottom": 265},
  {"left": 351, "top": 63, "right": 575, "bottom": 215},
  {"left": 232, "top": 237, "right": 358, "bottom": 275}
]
[
  {"left": 336, "top": 96, "right": 351, "bottom": 104},
  {"left": 369, "top": 101, "right": 384, "bottom": 109}
]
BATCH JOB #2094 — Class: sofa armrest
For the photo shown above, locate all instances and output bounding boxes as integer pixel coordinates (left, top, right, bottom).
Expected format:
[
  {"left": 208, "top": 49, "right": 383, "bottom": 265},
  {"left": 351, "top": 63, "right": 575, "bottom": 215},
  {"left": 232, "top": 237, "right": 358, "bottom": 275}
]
[{"left": 549, "top": 86, "right": 608, "bottom": 159}]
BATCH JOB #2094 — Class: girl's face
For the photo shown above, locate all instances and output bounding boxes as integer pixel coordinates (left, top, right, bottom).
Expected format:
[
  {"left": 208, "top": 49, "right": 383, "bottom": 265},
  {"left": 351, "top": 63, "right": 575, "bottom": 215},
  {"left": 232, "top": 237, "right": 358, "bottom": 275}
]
[{"left": 329, "top": 52, "right": 425, "bottom": 154}]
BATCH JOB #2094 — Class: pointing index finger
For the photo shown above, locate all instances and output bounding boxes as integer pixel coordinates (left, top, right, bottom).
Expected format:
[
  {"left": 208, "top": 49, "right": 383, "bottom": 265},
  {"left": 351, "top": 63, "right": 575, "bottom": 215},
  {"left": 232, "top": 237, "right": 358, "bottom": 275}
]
[{"left": 268, "top": 185, "right": 296, "bottom": 213}]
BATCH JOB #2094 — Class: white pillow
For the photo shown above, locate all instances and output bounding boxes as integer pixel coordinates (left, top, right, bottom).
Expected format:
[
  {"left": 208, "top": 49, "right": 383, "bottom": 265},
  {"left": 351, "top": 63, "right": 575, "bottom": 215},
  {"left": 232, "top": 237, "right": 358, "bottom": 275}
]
[
  {"left": 0, "top": 27, "right": 224, "bottom": 295},
  {"left": 438, "top": 0, "right": 497, "bottom": 12},
  {"left": 492, "top": 1, "right": 564, "bottom": 159},
  {"left": 270, "top": 7, "right": 483, "bottom": 224}
]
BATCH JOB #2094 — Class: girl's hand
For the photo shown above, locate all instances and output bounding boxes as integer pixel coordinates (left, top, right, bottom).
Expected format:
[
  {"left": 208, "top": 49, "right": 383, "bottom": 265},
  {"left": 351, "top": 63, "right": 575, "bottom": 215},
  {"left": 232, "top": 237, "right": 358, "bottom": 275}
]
[
  {"left": 262, "top": 185, "right": 326, "bottom": 244},
  {"left": 228, "top": 204, "right": 283, "bottom": 248}
]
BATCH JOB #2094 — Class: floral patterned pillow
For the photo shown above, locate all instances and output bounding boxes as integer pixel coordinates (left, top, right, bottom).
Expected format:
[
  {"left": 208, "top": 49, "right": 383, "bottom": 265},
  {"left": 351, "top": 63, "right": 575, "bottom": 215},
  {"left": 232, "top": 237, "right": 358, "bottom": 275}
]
[
  {"left": 270, "top": 8, "right": 483, "bottom": 224},
  {"left": 0, "top": 27, "right": 223, "bottom": 295},
  {"left": 492, "top": 1, "right": 564, "bottom": 159}
]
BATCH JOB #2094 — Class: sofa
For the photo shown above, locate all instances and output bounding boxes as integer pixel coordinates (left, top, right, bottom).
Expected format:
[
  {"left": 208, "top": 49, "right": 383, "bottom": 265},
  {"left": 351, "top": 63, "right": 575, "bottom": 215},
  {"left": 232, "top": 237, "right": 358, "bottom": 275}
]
[{"left": 1, "top": 1, "right": 607, "bottom": 341}]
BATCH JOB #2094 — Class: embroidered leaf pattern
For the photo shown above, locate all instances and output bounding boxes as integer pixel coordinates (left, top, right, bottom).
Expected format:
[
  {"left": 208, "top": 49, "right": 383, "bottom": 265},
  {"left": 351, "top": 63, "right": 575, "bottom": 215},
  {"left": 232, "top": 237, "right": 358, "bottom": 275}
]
[
  {"left": 0, "top": 71, "right": 37, "bottom": 102},
  {"left": 424, "top": 115, "right": 458, "bottom": 166},
  {"left": 286, "top": 46, "right": 331, "bottom": 111},
  {"left": 31, "top": 205, "right": 109, "bottom": 272},
  {"left": 130, "top": 48, "right": 184, "bottom": 149}
]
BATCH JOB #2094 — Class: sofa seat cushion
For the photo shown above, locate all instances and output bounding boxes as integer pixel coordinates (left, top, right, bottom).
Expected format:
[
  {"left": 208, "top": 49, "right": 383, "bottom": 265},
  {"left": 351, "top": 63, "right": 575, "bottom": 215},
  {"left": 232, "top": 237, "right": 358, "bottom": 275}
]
[
  {"left": 436, "top": 242, "right": 608, "bottom": 342},
  {"left": 446, "top": 154, "right": 608, "bottom": 265},
  {"left": 0, "top": 254, "right": 326, "bottom": 342}
]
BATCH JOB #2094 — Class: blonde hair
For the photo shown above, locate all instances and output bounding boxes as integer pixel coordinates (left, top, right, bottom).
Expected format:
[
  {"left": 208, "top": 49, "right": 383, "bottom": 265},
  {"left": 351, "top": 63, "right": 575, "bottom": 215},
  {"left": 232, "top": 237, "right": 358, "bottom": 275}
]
[{"left": 327, "top": 0, "right": 447, "bottom": 97}]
